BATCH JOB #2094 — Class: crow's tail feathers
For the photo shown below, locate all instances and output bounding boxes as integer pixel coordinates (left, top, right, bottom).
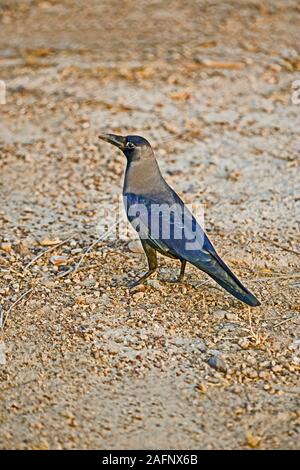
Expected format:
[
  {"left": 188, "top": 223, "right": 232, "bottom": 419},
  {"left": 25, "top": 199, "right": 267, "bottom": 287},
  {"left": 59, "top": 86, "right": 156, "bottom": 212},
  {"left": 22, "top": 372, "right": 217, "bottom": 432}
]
[
  {"left": 198, "top": 252, "right": 261, "bottom": 307},
  {"left": 208, "top": 271, "right": 261, "bottom": 306}
]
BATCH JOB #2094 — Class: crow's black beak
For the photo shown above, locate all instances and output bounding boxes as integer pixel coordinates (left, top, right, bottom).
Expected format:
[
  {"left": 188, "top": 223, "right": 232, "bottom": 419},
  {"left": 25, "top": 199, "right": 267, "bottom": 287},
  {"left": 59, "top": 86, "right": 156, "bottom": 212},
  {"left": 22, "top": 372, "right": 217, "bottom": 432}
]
[{"left": 98, "top": 133, "right": 126, "bottom": 150}]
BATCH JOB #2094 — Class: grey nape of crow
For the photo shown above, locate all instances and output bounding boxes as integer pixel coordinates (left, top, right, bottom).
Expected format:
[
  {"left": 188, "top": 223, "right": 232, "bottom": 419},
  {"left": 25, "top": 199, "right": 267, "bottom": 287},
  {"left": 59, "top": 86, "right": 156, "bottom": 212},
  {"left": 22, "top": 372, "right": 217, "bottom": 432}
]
[{"left": 99, "top": 133, "right": 260, "bottom": 307}]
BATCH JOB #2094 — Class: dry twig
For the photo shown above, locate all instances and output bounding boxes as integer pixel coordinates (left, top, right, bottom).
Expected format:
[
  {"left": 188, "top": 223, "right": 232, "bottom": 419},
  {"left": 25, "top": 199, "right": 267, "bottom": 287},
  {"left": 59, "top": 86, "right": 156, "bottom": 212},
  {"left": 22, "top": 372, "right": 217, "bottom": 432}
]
[
  {"left": 1, "top": 288, "right": 33, "bottom": 329},
  {"left": 24, "top": 236, "right": 73, "bottom": 270},
  {"left": 260, "top": 236, "right": 300, "bottom": 257},
  {"left": 57, "top": 223, "right": 118, "bottom": 279},
  {"left": 251, "top": 273, "right": 300, "bottom": 282},
  {"left": 273, "top": 316, "right": 295, "bottom": 329}
]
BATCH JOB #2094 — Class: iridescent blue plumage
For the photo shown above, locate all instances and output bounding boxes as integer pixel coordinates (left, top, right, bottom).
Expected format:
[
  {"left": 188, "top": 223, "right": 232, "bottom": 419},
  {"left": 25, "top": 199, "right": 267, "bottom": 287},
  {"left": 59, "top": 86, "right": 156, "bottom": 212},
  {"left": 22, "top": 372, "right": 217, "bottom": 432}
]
[{"left": 124, "top": 188, "right": 260, "bottom": 307}]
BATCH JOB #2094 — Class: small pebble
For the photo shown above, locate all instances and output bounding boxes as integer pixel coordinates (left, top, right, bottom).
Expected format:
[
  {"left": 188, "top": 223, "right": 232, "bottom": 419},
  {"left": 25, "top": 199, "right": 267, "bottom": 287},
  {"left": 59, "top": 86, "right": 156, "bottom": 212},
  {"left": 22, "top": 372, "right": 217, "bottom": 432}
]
[
  {"left": 132, "top": 292, "right": 145, "bottom": 301},
  {"left": 1, "top": 242, "right": 12, "bottom": 253},
  {"left": 207, "top": 355, "right": 227, "bottom": 373},
  {"left": 213, "top": 310, "right": 226, "bottom": 320},
  {"left": 225, "top": 312, "right": 238, "bottom": 321},
  {"left": 238, "top": 338, "right": 250, "bottom": 349}
]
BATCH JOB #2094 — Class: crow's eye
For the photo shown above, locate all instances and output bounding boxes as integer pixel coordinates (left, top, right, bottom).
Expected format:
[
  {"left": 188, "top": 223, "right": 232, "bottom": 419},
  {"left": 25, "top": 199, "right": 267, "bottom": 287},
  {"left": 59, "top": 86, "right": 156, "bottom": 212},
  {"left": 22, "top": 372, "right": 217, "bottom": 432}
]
[{"left": 126, "top": 142, "right": 135, "bottom": 149}]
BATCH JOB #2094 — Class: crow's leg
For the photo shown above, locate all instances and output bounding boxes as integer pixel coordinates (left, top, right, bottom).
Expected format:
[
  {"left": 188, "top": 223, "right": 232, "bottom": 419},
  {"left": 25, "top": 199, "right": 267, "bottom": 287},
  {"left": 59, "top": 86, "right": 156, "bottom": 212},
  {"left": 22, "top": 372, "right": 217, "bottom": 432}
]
[
  {"left": 178, "top": 259, "right": 186, "bottom": 282},
  {"left": 129, "top": 241, "right": 157, "bottom": 288},
  {"left": 166, "top": 259, "right": 186, "bottom": 283}
]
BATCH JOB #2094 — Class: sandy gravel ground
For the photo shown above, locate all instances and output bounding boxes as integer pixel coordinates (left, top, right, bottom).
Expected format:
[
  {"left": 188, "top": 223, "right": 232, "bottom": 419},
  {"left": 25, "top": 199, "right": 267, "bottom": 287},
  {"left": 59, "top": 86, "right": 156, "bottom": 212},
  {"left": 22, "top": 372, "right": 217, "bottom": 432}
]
[{"left": 0, "top": 0, "right": 299, "bottom": 449}]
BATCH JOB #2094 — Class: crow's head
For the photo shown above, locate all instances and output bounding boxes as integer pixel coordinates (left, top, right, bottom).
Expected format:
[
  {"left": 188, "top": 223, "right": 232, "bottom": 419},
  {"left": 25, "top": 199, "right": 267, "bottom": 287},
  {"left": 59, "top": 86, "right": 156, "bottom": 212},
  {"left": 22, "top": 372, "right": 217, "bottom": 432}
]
[{"left": 99, "top": 134, "right": 152, "bottom": 161}]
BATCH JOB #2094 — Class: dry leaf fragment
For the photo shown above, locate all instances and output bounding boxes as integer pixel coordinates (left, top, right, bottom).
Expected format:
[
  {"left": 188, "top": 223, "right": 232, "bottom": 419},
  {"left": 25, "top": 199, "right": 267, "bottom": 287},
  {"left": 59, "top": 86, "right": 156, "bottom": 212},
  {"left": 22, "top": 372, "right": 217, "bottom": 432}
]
[
  {"left": 26, "top": 48, "right": 54, "bottom": 57},
  {"left": 195, "top": 383, "right": 208, "bottom": 393},
  {"left": 1, "top": 242, "right": 12, "bottom": 253},
  {"left": 50, "top": 255, "right": 68, "bottom": 266},
  {"left": 162, "top": 123, "right": 179, "bottom": 134},
  {"left": 40, "top": 238, "right": 62, "bottom": 247},
  {"left": 199, "top": 40, "right": 217, "bottom": 48},
  {"left": 245, "top": 431, "right": 261, "bottom": 449},
  {"left": 76, "top": 202, "right": 88, "bottom": 210},
  {"left": 169, "top": 91, "right": 191, "bottom": 101},
  {"left": 201, "top": 59, "right": 245, "bottom": 69}
]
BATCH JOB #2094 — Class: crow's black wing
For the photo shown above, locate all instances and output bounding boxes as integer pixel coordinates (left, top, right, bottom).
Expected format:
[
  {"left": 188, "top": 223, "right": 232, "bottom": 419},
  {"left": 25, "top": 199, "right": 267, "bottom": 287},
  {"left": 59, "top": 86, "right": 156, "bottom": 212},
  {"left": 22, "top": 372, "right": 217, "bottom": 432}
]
[{"left": 124, "top": 191, "right": 260, "bottom": 306}]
